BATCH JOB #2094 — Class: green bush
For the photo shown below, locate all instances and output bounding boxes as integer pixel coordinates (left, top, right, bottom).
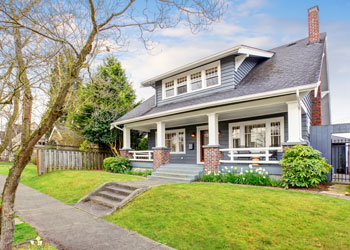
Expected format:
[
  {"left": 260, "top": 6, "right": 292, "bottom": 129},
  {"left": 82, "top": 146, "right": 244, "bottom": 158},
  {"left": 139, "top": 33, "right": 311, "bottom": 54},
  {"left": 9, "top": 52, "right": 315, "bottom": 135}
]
[
  {"left": 103, "top": 156, "right": 132, "bottom": 173},
  {"left": 125, "top": 169, "right": 152, "bottom": 177},
  {"left": 281, "top": 145, "right": 331, "bottom": 188},
  {"left": 200, "top": 165, "right": 283, "bottom": 187}
]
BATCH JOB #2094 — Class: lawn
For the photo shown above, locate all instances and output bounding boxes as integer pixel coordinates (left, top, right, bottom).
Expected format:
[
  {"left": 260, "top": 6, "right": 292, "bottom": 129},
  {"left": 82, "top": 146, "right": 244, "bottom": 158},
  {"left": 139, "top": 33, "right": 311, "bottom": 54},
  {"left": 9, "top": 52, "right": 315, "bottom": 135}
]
[
  {"left": 106, "top": 183, "right": 350, "bottom": 250},
  {"left": 0, "top": 163, "right": 144, "bottom": 203}
]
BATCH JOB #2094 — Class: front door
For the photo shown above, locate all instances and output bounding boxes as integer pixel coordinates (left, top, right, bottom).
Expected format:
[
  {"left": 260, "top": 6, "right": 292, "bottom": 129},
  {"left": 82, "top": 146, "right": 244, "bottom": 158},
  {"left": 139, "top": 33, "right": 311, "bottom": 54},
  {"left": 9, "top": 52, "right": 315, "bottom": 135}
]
[{"left": 200, "top": 130, "right": 209, "bottom": 162}]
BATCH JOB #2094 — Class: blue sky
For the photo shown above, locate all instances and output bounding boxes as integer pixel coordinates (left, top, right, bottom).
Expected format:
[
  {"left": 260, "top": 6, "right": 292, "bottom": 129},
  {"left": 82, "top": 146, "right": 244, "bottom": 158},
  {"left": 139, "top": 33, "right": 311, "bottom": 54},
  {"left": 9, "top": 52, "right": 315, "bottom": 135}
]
[{"left": 114, "top": 0, "right": 350, "bottom": 124}]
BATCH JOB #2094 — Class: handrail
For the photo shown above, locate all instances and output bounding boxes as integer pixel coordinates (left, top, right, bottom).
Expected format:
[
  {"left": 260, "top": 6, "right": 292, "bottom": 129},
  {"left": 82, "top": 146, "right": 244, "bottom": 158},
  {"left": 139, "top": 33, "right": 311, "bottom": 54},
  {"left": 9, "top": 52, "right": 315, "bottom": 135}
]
[
  {"left": 129, "top": 150, "right": 153, "bottom": 162},
  {"left": 220, "top": 147, "right": 282, "bottom": 164}
]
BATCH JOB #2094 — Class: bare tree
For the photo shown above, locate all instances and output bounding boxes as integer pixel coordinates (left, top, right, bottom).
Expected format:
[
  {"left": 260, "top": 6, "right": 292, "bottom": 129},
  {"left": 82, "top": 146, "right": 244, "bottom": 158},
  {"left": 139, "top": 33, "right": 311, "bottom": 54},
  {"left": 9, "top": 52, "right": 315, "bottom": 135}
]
[{"left": 0, "top": 0, "right": 224, "bottom": 248}]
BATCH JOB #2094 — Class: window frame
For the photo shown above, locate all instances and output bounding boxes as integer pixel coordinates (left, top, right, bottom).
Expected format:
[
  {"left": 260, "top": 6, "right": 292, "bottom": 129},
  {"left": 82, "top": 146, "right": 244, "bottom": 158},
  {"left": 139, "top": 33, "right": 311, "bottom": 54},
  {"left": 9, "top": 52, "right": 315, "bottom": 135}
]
[
  {"left": 156, "top": 129, "right": 186, "bottom": 154},
  {"left": 228, "top": 117, "right": 284, "bottom": 149},
  {"left": 161, "top": 61, "right": 221, "bottom": 100}
]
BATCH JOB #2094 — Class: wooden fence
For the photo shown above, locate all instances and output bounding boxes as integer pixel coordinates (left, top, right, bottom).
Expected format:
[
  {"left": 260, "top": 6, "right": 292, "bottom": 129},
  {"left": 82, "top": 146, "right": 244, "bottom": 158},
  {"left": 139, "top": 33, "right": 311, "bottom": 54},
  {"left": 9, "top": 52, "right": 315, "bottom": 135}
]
[{"left": 37, "top": 149, "right": 111, "bottom": 175}]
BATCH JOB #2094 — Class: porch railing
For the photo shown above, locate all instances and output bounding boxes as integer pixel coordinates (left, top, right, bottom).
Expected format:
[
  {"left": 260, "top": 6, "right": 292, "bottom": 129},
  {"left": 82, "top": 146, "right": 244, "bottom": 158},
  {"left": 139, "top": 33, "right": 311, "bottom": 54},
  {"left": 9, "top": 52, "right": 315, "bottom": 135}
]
[
  {"left": 129, "top": 150, "right": 153, "bottom": 162},
  {"left": 220, "top": 147, "right": 282, "bottom": 164}
]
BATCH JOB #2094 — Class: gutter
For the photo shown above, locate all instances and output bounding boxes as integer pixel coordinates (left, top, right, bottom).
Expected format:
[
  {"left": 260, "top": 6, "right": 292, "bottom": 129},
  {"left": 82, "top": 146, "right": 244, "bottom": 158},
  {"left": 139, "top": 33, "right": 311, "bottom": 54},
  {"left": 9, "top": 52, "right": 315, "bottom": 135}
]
[{"left": 112, "top": 83, "right": 318, "bottom": 126}]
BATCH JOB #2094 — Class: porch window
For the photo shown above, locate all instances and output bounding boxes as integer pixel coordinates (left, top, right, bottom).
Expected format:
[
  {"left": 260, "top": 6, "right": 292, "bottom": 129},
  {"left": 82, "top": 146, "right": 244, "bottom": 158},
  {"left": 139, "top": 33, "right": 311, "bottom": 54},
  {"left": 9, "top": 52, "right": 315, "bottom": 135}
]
[
  {"left": 177, "top": 76, "right": 187, "bottom": 95},
  {"left": 245, "top": 124, "right": 266, "bottom": 148},
  {"left": 228, "top": 117, "right": 284, "bottom": 149},
  {"left": 205, "top": 67, "right": 218, "bottom": 87},
  {"left": 165, "top": 81, "right": 175, "bottom": 98},
  {"left": 191, "top": 72, "right": 202, "bottom": 91},
  {"left": 231, "top": 126, "right": 241, "bottom": 148},
  {"left": 270, "top": 122, "right": 281, "bottom": 147},
  {"left": 164, "top": 129, "right": 186, "bottom": 153}
]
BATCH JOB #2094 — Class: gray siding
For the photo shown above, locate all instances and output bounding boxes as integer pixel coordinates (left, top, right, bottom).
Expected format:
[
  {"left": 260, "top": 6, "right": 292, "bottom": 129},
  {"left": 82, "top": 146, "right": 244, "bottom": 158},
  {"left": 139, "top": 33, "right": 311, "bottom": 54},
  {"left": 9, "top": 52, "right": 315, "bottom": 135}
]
[{"left": 155, "top": 55, "right": 259, "bottom": 106}]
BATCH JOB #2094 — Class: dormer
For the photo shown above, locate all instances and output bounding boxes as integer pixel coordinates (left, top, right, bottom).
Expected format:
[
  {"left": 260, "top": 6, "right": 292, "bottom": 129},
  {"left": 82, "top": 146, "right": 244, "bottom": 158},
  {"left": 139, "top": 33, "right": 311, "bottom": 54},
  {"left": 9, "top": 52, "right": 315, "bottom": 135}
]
[{"left": 141, "top": 45, "right": 274, "bottom": 106}]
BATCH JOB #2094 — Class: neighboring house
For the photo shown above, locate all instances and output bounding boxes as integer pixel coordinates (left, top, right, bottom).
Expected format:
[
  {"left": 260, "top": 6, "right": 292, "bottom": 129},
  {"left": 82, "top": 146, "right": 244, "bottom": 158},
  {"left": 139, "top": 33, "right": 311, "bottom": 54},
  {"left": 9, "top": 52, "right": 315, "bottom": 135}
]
[
  {"left": 48, "top": 125, "right": 84, "bottom": 149},
  {"left": 0, "top": 122, "right": 47, "bottom": 161},
  {"left": 111, "top": 6, "right": 331, "bottom": 180}
]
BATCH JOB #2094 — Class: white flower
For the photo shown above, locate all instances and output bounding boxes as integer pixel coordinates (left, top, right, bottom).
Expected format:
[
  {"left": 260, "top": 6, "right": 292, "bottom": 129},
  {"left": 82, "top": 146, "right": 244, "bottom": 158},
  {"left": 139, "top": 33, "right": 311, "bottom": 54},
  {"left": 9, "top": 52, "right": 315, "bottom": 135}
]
[
  {"left": 263, "top": 176, "right": 266, "bottom": 179},
  {"left": 250, "top": 170, "right": 253, "bottom": 173},
  {"left": 30, "top": 240, "right": 35, "bottom": 246},
  {"left": 245, "top": 170, "right": 248, "bottom": 173},
  {"left": 38, "top": 241, "right": 43, "bottom": 246},
  {"left": 36, "top": 236, "right": 41, "bottom": 241},
  {"left": 225, "top": 166, "right": 228, "bottom": 169},
  {"left": 249, "top": 164, "right": 253, "bottom": 169}
]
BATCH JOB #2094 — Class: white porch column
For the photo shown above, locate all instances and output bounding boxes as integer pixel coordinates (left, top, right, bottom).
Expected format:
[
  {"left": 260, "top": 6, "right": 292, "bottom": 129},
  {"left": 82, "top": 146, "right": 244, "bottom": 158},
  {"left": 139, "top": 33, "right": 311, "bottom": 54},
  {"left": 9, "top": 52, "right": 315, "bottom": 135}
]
[
  {"left": 156, "top": 121, "right": 166, "bottom": 148},
  {"left": 287, "top": 100, "right": 302, "bottom": 143},
  {"left": 123, "top": 127, "right": 131, "bottom": 149},
  {"left": 207, "top": 113, "right": 219, "bottom": 145}
]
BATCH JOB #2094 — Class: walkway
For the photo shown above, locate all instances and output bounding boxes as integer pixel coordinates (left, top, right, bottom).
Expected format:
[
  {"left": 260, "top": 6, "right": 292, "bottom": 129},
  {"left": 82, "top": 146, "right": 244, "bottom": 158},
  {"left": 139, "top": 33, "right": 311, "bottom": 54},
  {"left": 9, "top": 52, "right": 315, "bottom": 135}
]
[{"left": 0, "top": 176, "right": 174, "bottom": 250}]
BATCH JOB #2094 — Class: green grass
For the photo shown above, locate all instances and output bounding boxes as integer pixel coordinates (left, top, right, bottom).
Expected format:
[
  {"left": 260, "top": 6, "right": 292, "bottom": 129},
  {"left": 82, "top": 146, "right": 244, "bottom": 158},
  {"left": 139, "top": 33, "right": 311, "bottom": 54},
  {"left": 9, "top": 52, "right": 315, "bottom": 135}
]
[
  {"left": 106, "top": 183, "right": 350, "bottom": 250},
  {"left": 14, "top": 222, "right": 37, "bottom": 243},
  {"left": 0, "top": 163, "right": 144, "bottom": 203},
  {"left": 346, "top": 186, "right": 350, "bottom": 193}
]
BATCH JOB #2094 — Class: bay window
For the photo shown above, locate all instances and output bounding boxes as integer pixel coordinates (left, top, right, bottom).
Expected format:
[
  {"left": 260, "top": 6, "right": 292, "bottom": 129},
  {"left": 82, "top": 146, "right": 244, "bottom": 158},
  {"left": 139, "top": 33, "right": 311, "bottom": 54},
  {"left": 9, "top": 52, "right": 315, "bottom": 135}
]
[{"left": 229, "top": 117, "right": 284, "bottom": 148}]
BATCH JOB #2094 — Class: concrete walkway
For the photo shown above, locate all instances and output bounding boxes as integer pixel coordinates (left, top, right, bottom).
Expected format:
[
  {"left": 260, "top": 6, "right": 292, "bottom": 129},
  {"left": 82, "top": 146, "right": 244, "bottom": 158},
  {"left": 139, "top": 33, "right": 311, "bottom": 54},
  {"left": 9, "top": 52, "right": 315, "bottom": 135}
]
[{"left": 0, "top": 176, "right": 174, "bottom": 250}]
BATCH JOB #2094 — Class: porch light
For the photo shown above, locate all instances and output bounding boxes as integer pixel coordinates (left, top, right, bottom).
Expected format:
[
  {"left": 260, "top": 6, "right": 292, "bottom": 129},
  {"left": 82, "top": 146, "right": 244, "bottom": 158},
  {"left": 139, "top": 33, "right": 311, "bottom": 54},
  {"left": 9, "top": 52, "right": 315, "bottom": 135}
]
[{"left": 191, "top": 132, "right": 196, "bottom": 138}]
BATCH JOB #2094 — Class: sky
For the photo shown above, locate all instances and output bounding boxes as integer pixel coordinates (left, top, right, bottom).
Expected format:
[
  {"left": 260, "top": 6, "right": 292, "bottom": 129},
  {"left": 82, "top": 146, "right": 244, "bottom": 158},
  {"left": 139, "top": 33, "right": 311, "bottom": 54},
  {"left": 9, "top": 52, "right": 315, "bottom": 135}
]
[{"left": 110, "top": 0, "right": 350, "bottom": 124}]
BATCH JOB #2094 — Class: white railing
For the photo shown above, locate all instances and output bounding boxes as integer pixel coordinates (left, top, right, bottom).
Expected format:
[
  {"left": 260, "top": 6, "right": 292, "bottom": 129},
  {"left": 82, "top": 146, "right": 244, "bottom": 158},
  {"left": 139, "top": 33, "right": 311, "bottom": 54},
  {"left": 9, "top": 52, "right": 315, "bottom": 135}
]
[
  {"left": 220, "top": 147, "right": 282, "bottom": 164},
  {"left": 129, "top": 150, "right": 153, "bottom": 162}
]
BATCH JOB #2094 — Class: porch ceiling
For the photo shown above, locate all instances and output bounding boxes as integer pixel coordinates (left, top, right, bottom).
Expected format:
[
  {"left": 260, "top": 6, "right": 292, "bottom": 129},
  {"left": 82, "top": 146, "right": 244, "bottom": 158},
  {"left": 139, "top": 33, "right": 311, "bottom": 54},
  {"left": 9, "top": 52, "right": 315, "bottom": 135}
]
[{"left": 127, "top": 94, "right": 294, "bottom": 132}]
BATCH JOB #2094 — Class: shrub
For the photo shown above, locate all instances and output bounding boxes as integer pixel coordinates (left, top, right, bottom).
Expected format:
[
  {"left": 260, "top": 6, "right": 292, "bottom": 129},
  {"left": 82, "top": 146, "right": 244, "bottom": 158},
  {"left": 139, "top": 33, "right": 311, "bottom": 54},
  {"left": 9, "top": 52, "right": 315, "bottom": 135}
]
[
  {"left": 200, "top": 165, "right": 283, "bottom": 187},
  {"left": 103, "top": 156, "right": 132, "bottom": 173},
  {"left": 124, "top": 169, "right": 152, "bottom": 177},
  {"left": 281, "top": 145, "right": 331, "bottom": 188}
]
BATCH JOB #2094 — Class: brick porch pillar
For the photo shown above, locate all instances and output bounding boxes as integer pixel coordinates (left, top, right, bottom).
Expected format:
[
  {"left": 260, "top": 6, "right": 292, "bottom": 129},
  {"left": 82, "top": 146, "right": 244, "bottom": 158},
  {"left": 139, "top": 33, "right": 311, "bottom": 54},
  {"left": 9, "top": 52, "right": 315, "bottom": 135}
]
[
  {"left": 203, "top": 145, "right": 222, "bottom": 172},
  {"left": 152, "top": 147, "right": 170, "bottom": 170},
  {"left": 120, "top": 149, "right": 132, "bottom": 159}
]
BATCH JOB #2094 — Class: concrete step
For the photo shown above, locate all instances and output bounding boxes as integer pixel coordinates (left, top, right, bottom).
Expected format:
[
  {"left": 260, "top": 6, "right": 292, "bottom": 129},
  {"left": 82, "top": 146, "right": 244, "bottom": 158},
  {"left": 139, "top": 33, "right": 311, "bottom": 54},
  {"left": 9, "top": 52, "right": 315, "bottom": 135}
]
[
  {"left": 155, "top": 168, "right": 203, "bottom": 175},
  {"left": 106, "top": 183, "right": 138, "bottom": 191},
  {"left": 160, "top": 166, "right": 204, "bottom": 171},
  {"left": 104, "top": 186, "right": 134, "bottom": 196},
  {"left": 151, "top": 172, "right": 200, "bottom": 179},
  {"left": 98, "top": 191, "right": 128, "bottom": 202},
  {"left": 148, "top": 175, "right": 192, "bottom": 183},
  {"left": 90, "top": 195, "right": 121, "bottom": 208},
  {"left": 75, "top": 200, "right": 114, "bottom": 217}
]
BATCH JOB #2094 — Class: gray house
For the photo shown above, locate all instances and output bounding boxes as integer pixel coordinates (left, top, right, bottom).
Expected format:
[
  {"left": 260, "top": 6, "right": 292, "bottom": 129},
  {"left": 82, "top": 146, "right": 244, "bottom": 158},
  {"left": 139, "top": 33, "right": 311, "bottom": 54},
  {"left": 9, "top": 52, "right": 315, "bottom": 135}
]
[{"left": 112, "top": 6, "right": 331, "bottom": 181}]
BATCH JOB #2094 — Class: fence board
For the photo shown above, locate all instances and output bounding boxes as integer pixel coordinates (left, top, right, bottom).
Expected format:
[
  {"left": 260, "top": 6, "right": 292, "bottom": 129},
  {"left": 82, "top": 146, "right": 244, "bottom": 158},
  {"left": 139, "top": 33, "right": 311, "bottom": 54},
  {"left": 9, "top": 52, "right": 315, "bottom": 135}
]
[{"left": 37, "top": 149, "right": 111, "bottom": 175}]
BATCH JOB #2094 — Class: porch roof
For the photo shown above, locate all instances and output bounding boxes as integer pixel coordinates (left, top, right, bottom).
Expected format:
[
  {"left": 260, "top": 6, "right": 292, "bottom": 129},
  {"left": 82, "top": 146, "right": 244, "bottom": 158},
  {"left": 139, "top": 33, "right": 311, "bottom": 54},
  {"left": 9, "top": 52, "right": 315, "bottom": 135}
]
[{"left": 113, "top": 33, "right": 326, "bottom": 126}]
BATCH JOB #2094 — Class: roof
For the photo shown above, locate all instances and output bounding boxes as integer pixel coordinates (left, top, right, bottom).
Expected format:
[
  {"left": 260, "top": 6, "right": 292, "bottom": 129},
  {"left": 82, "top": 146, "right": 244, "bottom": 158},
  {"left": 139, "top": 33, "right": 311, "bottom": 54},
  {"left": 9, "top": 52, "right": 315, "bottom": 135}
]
[{"left": 115, "top": 33, "right": 326, "bottom": 125}]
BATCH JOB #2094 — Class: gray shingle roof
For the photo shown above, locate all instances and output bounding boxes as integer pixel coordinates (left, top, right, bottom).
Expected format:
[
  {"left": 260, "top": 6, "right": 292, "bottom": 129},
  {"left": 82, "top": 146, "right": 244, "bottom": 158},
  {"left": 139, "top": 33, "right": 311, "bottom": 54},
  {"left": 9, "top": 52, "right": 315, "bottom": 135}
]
[{"left": 116, "top": 33, "right": 326, "bottom": 123}]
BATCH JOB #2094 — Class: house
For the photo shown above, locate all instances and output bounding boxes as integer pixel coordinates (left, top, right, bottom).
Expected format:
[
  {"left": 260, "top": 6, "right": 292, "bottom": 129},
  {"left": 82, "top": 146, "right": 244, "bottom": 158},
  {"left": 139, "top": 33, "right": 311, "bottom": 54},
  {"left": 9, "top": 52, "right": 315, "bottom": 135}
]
[
  {"left": 111, "top": 6, "right": 331, "bottom": 181},
  {"left": 48, "top": 125, "right": 84, "bottom": 149}
]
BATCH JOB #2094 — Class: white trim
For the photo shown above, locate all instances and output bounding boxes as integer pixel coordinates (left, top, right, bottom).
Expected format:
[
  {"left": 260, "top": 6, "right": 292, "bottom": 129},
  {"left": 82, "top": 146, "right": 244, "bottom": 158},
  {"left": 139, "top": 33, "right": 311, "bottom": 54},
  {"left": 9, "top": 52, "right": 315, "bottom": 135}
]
[
  {"left": 111, "top": 83, "right": 317, "bottom": 127},
  {"left": 161, "top": 61, "right": 221, "bottom": 100},
  {"left": 228, "top": 117, "right": 285, "bottom": 148},
  {"left": 141, "top": 45, "right": 274, "bottom": 87},
  {"left": 122, "top": 127, "right": 131, "bottom": 149},
  {"left": 196, "top": 125, "right": 208, "bottom": 164},
  {"left": 235, "top": 54, "right": 249, "bottom": 71},
  {"left": 163, "top": 128, "right": 186, "bottom": 154}
]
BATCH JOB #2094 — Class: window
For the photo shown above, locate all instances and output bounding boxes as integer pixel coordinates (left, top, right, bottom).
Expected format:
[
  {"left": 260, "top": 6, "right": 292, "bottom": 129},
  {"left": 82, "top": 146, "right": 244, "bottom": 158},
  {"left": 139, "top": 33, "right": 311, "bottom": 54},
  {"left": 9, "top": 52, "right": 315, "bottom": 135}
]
[
  {"left": 162, "top": 61, "right": 220, "bottom": 99},
  {"left": 232, "top": 126, "right": 241, "bottom": 148},
  {"left": 205, "top": 67, "right": 218, "bottom": 87},
  {"left": 165, "top": 81, "right": 174, "bottom": 97},
  {"left": 245, "top": 124, "right": 266, "bottom": 148},
  {"left": 228, "top": 117, "right": 284, "bottom": 148},
  {"left": 191, "top": 72, "right": 202, "bottom": 91},
  {"left": 163, "top": 129, "right": 186, "bottom": 153},
  {"left": 270, "top": 122, "right": 281, "bottom": 147},
  {"left": 177, "top": 76, "right": 187, "bottom": 95}
]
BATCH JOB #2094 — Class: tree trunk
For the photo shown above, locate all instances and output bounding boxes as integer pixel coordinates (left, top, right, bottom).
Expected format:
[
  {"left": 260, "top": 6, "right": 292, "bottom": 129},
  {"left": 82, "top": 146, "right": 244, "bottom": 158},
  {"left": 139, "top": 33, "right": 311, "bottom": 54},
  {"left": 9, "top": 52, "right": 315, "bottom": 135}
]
[{"left": 109, "top": 142, "right": 120, "bottom": 156}]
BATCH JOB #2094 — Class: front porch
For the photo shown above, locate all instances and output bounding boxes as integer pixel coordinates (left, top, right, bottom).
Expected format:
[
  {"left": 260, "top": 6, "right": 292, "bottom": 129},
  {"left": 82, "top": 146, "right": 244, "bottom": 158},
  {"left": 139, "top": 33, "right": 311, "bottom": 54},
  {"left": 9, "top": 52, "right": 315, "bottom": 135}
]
[{"left": 118, "top": 94, "right": 309, "bottom": 176}]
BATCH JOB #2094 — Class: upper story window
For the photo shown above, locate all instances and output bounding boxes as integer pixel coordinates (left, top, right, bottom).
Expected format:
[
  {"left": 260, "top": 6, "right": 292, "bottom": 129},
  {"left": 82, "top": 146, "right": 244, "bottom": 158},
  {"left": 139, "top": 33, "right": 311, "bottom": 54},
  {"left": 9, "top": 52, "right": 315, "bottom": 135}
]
[
  {"left": 162, "top": 61, "right": 220, "bottom": 100},
  {"left": 205, "top": 67, "right": 218, "bottom": 87},
  {"left": 191, "top": 72, "right": 202, "bottom": 91},
  {"left": 165, "top": 80, "right": 175, "bottom": 98},
  {"left": 177, "top": 76, "right": 187, "bottom": 95}
]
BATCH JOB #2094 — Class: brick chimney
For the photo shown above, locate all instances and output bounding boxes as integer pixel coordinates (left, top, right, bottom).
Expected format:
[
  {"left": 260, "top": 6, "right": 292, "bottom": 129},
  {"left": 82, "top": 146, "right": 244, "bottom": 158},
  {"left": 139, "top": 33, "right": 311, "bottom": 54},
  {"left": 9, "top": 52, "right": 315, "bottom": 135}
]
[{"left": 308, "top": 6, "right": 319, "bottom": 43}]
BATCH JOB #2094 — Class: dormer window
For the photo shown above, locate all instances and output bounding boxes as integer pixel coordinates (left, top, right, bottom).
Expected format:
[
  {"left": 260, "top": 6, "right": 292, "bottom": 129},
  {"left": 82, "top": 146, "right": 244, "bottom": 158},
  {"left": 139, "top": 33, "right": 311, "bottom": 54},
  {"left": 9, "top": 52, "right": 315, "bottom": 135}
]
[
  {"left": 190, "top": 72, "right": 202, "bottom": 91},
  {"left": 162, "top": 61, "right": 221, "bottom": 100},
  {"left": 177, "top": 76, "right": 187, "bottom": 95},
  {"left": 165, "top": 81, "right": 175, "bottom": 97},
  {"left": 205, "top": 67, "right": 218, "bottom": 87}
]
